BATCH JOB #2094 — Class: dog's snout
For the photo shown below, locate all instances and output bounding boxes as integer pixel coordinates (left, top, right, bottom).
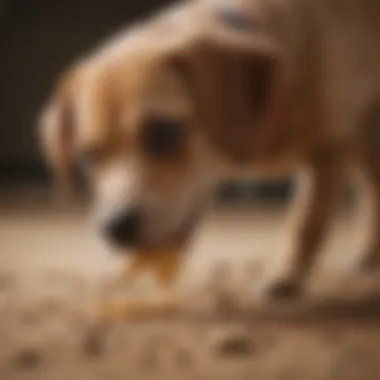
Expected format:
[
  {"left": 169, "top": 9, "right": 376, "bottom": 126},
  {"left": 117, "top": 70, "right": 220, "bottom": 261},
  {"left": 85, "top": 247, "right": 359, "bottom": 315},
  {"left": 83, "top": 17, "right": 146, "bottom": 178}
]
[{"left": 104, "top": 208, "right": 143, "bottom": 246}]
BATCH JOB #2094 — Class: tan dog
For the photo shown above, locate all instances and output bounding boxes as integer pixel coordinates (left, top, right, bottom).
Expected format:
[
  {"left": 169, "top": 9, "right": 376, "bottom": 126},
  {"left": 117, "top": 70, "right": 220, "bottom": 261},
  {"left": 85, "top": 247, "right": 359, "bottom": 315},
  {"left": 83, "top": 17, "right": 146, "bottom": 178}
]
[{"left": 39, "top": 0, "right": 380, "bottom": 317}]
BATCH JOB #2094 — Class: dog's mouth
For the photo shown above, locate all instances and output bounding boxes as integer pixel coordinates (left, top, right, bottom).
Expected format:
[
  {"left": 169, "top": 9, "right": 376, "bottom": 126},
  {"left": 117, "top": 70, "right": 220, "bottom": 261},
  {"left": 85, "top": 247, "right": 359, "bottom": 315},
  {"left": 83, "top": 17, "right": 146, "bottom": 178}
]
[
  {"left": 103, "top": 203, "right": 203, "bottom": 254},
  {"left": 169, "top": 205, "right": 203, "bottom": 245},
  {"left": 148, "top": 207, "right": 203, "bottom": 251}
]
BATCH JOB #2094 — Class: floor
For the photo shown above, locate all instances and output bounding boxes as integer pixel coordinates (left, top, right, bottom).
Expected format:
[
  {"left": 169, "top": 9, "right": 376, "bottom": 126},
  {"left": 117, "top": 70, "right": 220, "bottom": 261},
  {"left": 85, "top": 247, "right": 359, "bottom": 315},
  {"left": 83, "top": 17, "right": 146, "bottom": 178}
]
[{"left": 1, "top": 186, "right": 380, "bottom": 380}]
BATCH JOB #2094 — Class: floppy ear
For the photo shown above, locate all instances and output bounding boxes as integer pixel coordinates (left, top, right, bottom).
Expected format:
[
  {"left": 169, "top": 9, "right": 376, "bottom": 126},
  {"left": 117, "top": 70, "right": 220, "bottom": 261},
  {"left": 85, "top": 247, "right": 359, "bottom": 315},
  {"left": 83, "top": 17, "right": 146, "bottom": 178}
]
[
  {"left": 170, "top": 29, "right": 280, "bottom": 163},
  {"left": 39, "top": 68, "right": 79, "bottom": 196}
]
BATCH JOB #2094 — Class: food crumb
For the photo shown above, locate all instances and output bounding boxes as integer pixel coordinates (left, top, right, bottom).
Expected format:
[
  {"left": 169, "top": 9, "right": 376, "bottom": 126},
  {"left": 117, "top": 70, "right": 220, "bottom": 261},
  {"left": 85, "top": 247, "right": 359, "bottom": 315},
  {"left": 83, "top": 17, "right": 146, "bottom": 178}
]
[{"left": 13, "top": 348, "right": 43, "bottom": 369}]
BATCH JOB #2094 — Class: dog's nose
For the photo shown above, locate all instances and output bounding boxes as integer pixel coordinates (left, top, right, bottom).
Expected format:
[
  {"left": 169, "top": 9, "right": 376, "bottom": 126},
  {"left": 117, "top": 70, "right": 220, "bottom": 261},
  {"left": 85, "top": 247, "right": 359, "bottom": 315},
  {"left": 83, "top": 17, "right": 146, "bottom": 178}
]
[{"left": 104, "top": 208, "right": 143, "bottom": 246}]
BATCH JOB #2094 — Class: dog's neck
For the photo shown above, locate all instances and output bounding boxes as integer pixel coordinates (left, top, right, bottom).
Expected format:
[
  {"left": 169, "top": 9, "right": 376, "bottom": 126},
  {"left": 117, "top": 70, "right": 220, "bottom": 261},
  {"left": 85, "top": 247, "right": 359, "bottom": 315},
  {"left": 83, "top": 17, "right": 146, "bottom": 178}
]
[{"left": 216, "top": 0, "right": 293, "bottom": 160}]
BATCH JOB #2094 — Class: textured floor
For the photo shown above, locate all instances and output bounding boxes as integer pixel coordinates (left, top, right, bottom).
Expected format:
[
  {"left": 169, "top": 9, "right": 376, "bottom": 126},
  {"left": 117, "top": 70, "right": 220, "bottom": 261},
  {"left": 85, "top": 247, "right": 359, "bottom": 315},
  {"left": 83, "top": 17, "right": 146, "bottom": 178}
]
[{"left": 1, "top": 187, "right": 380, "bottom": 380}]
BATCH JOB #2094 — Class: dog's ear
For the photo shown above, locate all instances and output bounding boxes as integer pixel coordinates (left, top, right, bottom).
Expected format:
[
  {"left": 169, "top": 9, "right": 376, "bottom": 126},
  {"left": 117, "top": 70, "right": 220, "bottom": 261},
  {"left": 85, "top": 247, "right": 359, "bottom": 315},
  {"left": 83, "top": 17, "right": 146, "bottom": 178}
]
[
  {"left": 170, "top": 29, "right": 279, "bottom": 163},
  {"left": 39, "top": 68, "right": 80, "bottom": 196}
]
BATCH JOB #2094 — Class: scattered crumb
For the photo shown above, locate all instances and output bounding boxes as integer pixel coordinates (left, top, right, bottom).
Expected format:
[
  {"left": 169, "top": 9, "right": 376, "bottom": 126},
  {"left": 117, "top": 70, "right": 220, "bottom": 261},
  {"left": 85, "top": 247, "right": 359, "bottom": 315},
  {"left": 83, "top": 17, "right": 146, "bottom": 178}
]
[
  {"left": 322, "top": 326, "right": 344, "bottom": 346},
  {"left": 214, "top": 290, "right": 238, "bottom": 319},
  {"left": 0, "top": 273, "right": 14, "bottom": 291},
  {"left": 83, "top": 327, "right": 105, "bottom": 358},
  {"left": 20, "top": 309, "right": 42, "bottom": 326},
  {"left": 13, "top": 348, "right": 43, "bottom": 369},
  {"left": 214, "top": 333, "right": 254, "bottom": 358},
  {"left": 176, "top": 348, "right": 193, "bottom": 367},
  {"left": 140, "top": 349, "right": 159, "bottom": 369}
]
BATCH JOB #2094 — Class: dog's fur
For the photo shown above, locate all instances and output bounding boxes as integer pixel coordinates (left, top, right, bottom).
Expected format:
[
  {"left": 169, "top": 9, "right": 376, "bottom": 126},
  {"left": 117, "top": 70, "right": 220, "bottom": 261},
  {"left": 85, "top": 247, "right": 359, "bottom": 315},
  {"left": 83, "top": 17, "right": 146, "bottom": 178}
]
[{"left": 40, "top": 0, "right": 380, "bottom": 303}]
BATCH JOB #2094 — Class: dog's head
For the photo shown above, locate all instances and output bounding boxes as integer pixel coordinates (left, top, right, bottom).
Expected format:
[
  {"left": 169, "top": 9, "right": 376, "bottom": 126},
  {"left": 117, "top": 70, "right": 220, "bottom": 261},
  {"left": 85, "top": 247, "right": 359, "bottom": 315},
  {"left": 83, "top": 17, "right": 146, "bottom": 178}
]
[{"left": 39, "top": 3, "right": 279, "bottom": 251}]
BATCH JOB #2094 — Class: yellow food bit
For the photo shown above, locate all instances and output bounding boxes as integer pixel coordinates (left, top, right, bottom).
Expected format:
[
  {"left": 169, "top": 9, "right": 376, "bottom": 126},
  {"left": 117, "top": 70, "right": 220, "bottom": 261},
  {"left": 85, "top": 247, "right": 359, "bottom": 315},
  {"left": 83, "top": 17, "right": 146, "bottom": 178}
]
[
  {"left": 121, "top": 247, "right": 183, "bottom": 286},
  {"left": 98, "top": 247, "right": 183, "bottom": 321}
]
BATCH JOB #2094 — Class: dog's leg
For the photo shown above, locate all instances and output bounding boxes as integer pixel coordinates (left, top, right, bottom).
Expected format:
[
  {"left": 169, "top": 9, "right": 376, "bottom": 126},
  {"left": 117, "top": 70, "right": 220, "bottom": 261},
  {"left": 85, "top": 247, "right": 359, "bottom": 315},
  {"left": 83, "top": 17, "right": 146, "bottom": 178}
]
[
  {"left": 352, "top": 112, "right": 380, "bottom": 271},
  {"left": 351, "top": 175, "right": 380, "bottom": 272},
  {"left": 262, "top": 147, "right": 347, "bottom": 300}
]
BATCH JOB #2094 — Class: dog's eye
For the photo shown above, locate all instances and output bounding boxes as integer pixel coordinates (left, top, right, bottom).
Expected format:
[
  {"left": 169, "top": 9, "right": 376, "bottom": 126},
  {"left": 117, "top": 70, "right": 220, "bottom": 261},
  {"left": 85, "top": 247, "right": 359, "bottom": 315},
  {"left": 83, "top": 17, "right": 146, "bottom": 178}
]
[
  {"left": 142, "top": 117, "right": 187, "bottom": 159},
  {"left": 77, "top": 147, "right": 104, "bottom": 174}
]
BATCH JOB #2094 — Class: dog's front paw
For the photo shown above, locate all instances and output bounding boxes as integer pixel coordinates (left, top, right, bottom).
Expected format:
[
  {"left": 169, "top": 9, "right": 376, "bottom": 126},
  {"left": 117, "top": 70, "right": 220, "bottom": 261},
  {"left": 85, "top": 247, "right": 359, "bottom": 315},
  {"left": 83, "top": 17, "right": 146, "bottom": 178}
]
[
  {"left": 350, "top": 253, "right": 380, "bottom": 274},
  {"left": 257, "top": 277, "right": 303, "bottom": 302},
  {"left": 265, "top": 279, "right": 302, "bottom": 299}
]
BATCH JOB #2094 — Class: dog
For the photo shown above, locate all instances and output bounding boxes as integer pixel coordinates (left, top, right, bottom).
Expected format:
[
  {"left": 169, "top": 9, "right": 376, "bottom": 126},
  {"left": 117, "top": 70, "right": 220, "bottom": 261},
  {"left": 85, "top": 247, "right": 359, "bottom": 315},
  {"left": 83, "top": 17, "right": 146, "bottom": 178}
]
[{"left": 39, "top": 0, "right": 380, "bottom": 317}]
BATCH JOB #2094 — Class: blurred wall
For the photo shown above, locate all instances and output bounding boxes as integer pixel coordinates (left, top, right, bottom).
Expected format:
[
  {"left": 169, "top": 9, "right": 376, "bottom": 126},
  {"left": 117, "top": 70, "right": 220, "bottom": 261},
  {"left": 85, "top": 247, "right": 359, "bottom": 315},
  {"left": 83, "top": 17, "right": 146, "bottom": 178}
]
[{"left": 0, "top": 0, "right": 169, "bottom": 178}]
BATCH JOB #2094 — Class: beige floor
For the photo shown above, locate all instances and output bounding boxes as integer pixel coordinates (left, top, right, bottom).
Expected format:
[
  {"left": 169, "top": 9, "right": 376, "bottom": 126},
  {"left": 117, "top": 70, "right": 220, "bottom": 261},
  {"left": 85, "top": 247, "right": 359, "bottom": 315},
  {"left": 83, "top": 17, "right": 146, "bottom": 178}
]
[{"left": 1, "top": 187, "right": 380, "bottom": 380}]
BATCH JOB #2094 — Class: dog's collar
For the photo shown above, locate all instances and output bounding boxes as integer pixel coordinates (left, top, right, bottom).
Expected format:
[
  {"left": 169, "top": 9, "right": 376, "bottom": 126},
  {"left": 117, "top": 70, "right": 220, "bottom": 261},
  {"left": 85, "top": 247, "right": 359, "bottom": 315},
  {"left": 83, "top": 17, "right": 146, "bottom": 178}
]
[
  {"left": 216, "top": 0, "right": 259, "bottom": 34},
  {"left": 257, "top": 74, "right": 289, "bottom": 158},
  {"left": 217, "top": 5, "right": 257, "bottom": 33}
]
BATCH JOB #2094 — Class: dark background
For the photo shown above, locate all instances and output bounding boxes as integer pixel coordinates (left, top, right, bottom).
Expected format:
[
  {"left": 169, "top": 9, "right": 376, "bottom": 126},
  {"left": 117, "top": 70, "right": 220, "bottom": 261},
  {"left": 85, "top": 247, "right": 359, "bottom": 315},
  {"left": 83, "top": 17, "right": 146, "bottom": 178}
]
[{"left": 0, "top": 0, "right": 291, "bottom": 200}]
